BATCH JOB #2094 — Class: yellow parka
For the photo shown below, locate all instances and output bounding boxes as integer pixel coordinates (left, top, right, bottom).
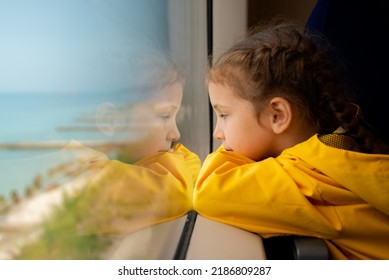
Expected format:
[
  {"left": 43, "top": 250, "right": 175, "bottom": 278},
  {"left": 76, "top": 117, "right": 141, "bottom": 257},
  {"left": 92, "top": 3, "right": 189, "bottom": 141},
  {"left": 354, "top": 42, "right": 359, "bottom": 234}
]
[
  {"left": 193, "top": 135, "right": 389, "bottom": 259},
  {"left": 78, "top": 143, "right": 201, "bottom": 234}
]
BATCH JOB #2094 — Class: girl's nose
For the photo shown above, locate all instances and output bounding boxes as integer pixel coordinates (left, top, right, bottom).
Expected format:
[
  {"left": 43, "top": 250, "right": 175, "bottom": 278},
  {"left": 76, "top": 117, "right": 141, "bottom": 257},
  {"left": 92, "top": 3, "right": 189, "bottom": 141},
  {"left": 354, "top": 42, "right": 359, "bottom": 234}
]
[
  {"left": 213, "top": 121, "right": 224, "bottom": 140},
  {"left": 167, "top": 123, "right": 181, "bottom": 141}
]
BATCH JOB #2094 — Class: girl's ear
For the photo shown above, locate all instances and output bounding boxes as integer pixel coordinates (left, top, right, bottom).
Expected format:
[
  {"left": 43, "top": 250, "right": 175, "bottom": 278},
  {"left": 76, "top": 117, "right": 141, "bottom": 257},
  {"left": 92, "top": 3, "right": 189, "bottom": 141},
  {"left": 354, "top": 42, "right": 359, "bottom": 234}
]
[
  {"left": 267, "top": 97, "right": 292, "bottom": 134},
  {"left": 95, "top": 102, "right": 118, "bottom": 136}
]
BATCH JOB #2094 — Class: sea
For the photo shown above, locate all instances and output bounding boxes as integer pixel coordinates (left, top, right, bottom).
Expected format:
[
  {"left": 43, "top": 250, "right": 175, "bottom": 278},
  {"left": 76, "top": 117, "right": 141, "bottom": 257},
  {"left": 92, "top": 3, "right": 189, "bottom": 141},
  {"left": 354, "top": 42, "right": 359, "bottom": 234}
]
[{"left": 0, "top": 92, "right": 134, "bottom": 200}]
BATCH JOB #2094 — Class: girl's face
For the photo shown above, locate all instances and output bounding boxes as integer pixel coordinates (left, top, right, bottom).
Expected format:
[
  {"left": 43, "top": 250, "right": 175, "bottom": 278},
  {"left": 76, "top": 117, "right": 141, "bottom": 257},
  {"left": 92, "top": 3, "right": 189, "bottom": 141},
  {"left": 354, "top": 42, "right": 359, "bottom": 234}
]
[
  {"left": 119, "top": 83, "right": 183, "bottom": 162},
  {"left": 209, "top": 82, "right": 277, "bottom": 161}
]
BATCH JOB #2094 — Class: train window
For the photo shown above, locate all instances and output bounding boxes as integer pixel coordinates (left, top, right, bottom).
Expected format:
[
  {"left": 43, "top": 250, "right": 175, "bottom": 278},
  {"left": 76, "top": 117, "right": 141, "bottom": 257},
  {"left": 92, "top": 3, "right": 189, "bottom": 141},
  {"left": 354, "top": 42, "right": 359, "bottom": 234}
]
[{"left": 0, "top": 0, "right": 209, "bottom": 259}]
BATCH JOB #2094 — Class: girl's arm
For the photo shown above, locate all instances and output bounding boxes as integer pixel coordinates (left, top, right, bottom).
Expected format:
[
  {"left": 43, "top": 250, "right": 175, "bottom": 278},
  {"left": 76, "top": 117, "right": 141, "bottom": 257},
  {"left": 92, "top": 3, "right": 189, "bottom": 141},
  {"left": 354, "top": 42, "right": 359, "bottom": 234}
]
[{"left": 193, "top": 148, "right": 340, "bottom": 238}]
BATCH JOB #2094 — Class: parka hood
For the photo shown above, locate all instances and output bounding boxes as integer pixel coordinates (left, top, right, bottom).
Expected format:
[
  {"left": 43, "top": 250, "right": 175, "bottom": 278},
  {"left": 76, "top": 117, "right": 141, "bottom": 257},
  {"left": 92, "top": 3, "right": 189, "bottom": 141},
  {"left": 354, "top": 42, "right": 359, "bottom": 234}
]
[{"left": 283, "top": 135, "right": 389, "bottom": 215}]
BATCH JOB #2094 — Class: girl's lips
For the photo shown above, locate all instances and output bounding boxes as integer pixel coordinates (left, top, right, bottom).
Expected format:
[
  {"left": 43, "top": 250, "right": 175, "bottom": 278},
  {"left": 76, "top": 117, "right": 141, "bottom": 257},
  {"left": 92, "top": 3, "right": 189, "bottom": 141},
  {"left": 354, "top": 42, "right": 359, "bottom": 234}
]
[{"left": 223, "top": 145, "right": 233, "bottom": 152}]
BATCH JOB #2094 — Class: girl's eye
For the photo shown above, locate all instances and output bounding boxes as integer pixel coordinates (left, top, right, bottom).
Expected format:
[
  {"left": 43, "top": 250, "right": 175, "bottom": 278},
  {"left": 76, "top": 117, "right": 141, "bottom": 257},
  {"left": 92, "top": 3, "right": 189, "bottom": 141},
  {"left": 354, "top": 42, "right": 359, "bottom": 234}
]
[
  {"left": 160, "top": 115, "right": 171, "bottom": 120},
  {"left": 219, "top": 113, "right": 227, "bottom": 118}
]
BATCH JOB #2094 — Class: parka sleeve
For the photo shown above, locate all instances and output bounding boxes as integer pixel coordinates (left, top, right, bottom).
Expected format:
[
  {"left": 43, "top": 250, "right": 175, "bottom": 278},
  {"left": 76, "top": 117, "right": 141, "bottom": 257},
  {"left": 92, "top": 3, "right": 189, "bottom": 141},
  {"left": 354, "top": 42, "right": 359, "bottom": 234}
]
[
  {"left": 193, "top": 148, "right": 340, "bottom": 238},
  {"left": 73, "top": 144, "right": 201, "bottom": 235}
]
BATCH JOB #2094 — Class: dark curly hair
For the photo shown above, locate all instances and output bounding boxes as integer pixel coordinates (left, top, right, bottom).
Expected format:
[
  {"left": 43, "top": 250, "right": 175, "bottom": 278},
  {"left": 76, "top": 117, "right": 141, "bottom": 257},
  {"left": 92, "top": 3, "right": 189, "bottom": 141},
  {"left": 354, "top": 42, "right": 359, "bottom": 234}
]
[{"left": 207, "top": 18, "right": 389, "bottom": 154}]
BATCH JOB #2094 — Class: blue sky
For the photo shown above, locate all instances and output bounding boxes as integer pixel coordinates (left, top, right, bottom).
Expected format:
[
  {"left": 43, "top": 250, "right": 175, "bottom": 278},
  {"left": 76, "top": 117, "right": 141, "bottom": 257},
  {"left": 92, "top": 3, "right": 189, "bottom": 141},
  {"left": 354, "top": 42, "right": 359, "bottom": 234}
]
[{"left": 0, "top": 0, "right": 168, "bottom": 94}]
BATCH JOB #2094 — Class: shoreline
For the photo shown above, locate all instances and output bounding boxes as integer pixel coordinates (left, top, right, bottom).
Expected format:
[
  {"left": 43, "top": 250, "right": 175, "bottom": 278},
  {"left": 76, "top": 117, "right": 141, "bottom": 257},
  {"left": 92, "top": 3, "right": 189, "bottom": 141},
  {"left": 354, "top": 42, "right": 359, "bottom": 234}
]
[{"left": 0, "top": 141, "right": 111, "bottom": 213}]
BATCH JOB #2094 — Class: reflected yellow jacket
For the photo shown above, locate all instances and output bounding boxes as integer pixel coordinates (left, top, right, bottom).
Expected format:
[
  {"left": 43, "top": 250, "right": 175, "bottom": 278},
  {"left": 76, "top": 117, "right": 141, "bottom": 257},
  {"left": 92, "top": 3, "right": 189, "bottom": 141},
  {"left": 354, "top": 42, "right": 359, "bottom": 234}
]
[
  {"left": 76, "top": 143, "right": 201, "bottom": 234},
  {"left": 193, "top": 135, "right": 389, "bottom": 259}
]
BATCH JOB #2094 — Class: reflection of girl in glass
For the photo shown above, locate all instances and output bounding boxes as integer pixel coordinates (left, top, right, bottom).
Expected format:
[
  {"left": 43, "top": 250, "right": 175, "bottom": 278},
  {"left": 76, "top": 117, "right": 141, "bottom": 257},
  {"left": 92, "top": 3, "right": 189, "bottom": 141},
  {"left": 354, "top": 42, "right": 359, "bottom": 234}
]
[{"left": 13, "top": 51, "right": 201, "bottom": 260}]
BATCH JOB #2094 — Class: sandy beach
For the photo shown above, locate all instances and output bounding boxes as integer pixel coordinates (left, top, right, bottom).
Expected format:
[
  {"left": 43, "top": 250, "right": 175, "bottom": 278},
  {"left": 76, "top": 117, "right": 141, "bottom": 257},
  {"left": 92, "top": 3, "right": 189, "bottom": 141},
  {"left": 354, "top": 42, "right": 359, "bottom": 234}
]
[{"left": 0, "top": 170, "right": 101, "bottom": 259}]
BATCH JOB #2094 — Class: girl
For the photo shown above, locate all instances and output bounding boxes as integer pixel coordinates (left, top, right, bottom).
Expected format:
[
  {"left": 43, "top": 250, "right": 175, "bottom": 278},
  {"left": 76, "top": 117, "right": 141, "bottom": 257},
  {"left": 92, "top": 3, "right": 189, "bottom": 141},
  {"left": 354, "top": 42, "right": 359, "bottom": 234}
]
[{"left": 193, "top": 20, "right": 389, "bottom": 259}]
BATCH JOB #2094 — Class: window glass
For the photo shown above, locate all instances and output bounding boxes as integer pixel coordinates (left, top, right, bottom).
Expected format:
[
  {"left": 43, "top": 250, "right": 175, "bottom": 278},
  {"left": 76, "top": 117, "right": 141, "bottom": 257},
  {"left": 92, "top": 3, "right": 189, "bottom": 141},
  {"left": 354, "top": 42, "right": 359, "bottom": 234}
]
[{"left": 0, "top": 0, "right": 208, "bottom": 259}]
